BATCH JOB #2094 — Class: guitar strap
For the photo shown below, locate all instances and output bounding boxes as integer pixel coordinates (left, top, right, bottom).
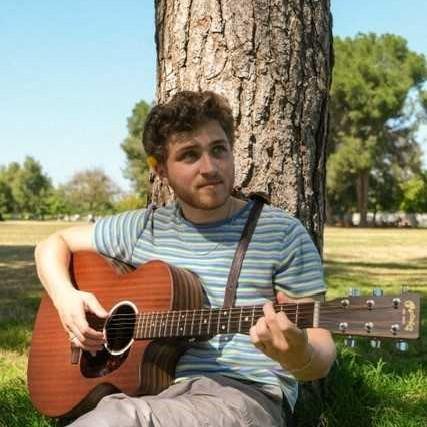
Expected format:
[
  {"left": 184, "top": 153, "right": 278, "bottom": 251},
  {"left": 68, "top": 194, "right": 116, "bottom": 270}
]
[{"left": 222, "top": 192, "right": 269, "bottom": 309}]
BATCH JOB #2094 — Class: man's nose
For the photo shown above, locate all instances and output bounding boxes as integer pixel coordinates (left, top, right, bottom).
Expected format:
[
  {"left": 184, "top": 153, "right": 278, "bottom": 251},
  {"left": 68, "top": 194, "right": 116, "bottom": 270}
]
[{"left": 199, "top": 153, "right": 218, "bottom": 174}]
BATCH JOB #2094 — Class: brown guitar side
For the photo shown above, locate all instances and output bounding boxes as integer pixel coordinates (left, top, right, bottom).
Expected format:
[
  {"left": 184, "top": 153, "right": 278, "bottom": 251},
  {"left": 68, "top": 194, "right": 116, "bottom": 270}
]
[{"left": 27, "top": 252, "right": 203, "bottom": 418}]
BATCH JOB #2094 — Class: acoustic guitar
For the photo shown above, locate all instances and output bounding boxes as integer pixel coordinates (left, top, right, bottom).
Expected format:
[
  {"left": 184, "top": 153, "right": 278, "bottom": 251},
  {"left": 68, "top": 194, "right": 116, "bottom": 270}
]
[{"left": 27, "top": 251, "right": 421, "bottom": 418}]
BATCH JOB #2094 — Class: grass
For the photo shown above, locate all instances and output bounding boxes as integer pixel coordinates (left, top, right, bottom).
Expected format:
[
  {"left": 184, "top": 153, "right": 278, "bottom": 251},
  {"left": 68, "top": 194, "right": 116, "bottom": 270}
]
[{"left": 0, "top": 222, "right": 426, "bottom": 426}]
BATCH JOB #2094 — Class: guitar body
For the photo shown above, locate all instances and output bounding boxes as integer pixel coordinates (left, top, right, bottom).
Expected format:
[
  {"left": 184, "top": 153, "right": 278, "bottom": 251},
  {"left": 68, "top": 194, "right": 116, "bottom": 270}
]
[{"left": 27, "top": 251, "right": 203, "bottom": 418}]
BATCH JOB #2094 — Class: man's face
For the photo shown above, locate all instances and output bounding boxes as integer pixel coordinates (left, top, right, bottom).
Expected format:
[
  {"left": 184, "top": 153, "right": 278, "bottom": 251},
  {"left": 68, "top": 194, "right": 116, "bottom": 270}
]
[{"left": 158, "top": 119, "right": 235, "bottom": 211}]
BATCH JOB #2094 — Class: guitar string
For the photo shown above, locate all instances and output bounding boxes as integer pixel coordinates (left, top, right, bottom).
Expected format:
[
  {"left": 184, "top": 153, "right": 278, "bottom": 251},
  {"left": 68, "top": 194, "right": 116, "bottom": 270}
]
[
  {"left": 96, "top": 311, "right": 401, "bottom": 339},
  {"left": 93, "top": 304, "right": 383, "bottom": 327},
  {"left": 97, "top": 307, "right": 391, "bottom": 334},
  {"left": 90, "top": 306, "right": 318, "bottom": 325},
  {"left": 92, "top": 309, "right": 319, "bottom": 333},
  {"left": 92, "top": 305, "right": 391, "bottom": 326},
  {"left": 92, "top": 304, "right": 316, "bottom": 320},
  {"left": 102, "top": 318, "right": 394, "bottom": 340},
  {"left": 95, "top": 302, "right": 390, "bottom": 319}
]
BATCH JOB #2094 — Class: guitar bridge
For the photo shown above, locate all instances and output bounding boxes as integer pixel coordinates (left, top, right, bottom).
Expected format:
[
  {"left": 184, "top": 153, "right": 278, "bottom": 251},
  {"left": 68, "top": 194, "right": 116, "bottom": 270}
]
[{"left": 70, "top": 346, "right": 82, "bottom": 365}]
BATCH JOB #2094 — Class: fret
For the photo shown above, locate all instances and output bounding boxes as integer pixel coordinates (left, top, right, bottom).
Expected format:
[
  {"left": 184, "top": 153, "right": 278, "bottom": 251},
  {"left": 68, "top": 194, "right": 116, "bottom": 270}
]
[
  {"left": 251, "top": 306, "right": 256, "bottom": 329},
  {"left": 198, "top": 309, "right": 205, "bottom": 336},
  {"left": 145, "top": 313, "right": 150, "bottom": 338},
  {"left": 218, "top": 309, "right": 226, "bottom": 334},
  {"left": 142, "top": 314, "right": 148, "bottom": 339},
  {"left": 207, "top": 309, "right": 212, "bottom": 335},
  {"left": 190, "top": 310, "right": 196, "bottom": 336},
  {"left": 239, "top": 307, "right": 250, "bottom": 334},
  {"left": 226, "top": 308, "right": 232, "bottom": 333},
  {"left": 156, "top": 312, "right": 162, "bottom": 337},
  {"left": 183, "top": 311, "right": 188, "bottom": 336},
  {"left": 140, "top": 314, "right": 145, "bottom": 339},
  {"left": 162, "top": 311, "right": 168, "bottom": 338},
  {"left": 169, "top": 311, "right": 176, "bottom": 337},
  {"left": 238, "top": 306, "right": 243, "bottom": 333},
  {"left": 176, "top": 312, "right": 182, "bottom": 336},
  {"left": 153, "top": 312, "right": 159, "bottom": 338},
  {"left": 146, "top": 313, "right": 152, "bottom": 338}
]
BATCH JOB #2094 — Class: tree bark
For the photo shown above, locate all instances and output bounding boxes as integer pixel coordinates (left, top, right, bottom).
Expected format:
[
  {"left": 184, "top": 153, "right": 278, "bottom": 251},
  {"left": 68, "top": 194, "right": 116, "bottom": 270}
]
[
  {"left": 153, "top": 0, "right": 332, "bottom": 253},
  {"left": 356, "top": 171, "right": 369, "bottom": 227}
]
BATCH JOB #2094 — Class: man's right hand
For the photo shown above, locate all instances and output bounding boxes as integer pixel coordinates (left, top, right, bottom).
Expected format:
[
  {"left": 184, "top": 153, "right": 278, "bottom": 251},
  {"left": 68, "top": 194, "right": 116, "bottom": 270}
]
[{"left": 54, "top": 288, "right": 108, "bottom": 353}]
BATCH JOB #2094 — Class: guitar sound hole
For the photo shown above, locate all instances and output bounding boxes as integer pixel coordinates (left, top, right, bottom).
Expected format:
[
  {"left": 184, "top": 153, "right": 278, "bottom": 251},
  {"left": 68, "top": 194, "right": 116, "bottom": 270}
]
[{"left": 105, "top": 301, "right": 137, "bottom": 355}]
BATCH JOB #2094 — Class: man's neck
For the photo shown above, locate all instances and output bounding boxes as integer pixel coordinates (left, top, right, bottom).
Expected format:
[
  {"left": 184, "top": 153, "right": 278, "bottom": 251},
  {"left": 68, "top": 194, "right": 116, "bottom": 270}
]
[{"left": 179, "top": 197, "right": 246, "bottom": 224}]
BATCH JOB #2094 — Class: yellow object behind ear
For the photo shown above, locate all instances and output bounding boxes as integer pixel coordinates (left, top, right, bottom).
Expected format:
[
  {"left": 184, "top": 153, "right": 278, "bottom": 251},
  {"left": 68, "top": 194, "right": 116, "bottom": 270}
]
[{"left": 147, "top": 155, "right": 158, "bottom": 169}]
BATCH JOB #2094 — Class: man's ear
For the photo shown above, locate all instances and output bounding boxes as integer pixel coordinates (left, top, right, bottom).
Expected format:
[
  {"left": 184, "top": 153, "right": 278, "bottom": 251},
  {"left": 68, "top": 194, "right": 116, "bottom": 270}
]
[{"left": 154, "top": 163, "right": 167, "bottom": 181}]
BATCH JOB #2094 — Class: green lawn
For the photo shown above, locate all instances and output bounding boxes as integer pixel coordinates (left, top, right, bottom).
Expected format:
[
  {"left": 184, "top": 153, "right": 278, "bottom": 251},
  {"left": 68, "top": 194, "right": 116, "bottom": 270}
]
[{"left": 0, "top": 222, "right": 426, "bottom": 426}]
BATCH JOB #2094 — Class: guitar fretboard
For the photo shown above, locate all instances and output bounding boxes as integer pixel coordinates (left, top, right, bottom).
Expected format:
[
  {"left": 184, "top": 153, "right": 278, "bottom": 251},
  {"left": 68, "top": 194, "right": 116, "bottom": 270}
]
[{"left": 132, "top": 303, "right": 315, "bottom": 339}]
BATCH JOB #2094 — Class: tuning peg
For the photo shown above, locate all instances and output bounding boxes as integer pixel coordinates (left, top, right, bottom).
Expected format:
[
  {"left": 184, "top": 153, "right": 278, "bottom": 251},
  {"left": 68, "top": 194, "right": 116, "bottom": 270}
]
[
  {"left": 348, "top": 288, "right": 361, "bottom": 297},
  {"left": 395, "top": 340, "right": 409, "bottom": 351},
  {"left": 372, "top": 288, "right": 383, "bottom": 297},
  {"left": 344, "top": 289, "right": 360, "bottom": 348},
  {"left": 370, "top": 338, "right": 381, "bottom": 349},
  {"left": 344, "top": 337, "right": 357, "bottom": 348}
]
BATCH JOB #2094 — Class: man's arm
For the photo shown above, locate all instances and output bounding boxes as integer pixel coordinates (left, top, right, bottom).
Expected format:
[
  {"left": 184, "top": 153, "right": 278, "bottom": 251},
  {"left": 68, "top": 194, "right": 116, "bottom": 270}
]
[
  {"left": 249, "top": 291, "right": 336, "bottom": 381},
  {"left": 34, "top": 225, "right": 107, "bottom": 353}
]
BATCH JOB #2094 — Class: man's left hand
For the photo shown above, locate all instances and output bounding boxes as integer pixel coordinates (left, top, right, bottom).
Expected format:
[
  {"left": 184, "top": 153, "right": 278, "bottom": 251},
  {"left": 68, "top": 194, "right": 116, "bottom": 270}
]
[{"left": 249, "top": 291, "right": 312, "bottom": 371}]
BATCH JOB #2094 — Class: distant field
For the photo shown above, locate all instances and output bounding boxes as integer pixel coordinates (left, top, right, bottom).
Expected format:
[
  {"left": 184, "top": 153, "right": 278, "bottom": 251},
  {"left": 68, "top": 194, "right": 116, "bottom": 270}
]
[
  {"left": 324, "top": 227, "right": 427, "bottom": 297},
  {"left": 0, "top": 222, "right": 426, "bottom": 426}
]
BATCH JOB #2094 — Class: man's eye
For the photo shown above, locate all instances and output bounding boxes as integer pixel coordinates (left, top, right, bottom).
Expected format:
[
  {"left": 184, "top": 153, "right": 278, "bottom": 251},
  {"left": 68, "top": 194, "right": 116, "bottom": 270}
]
[
  {"left": 212, "top": 145, "right": 227, "bottom": 156},
  {"left": 181, "top": 151, "right": 198, "bottom": 161}
]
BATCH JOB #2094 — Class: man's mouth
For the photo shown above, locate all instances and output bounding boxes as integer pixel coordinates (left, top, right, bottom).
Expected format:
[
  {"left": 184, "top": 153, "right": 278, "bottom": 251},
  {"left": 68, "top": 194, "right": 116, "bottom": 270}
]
[{"left": 199, "top": 181, "right": 222, "bottom": 188}]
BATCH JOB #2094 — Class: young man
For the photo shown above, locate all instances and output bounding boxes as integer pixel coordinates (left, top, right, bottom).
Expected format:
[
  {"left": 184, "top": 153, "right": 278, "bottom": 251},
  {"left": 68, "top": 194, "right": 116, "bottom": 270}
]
[{"left": 35, "top": 91, "right": 336, "bottom": 426}]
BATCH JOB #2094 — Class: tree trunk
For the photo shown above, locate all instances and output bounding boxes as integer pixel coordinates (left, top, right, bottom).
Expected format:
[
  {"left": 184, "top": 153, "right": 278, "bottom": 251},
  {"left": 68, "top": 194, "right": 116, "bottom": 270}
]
[
  {"left": 356, "top": 171, "right": 369, "bottom": 227},
  {"left": 153, "top": 0, "right": 332, "bottom": 253}
]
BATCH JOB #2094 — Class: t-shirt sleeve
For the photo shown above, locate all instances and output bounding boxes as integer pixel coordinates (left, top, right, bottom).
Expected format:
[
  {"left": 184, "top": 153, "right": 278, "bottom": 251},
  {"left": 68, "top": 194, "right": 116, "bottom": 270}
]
[
  {"left": 273, "top": 218, "right": 326, "bottom": 297},
  {"left": 92, "top": 209, "right": 147, "bottom": 265}
]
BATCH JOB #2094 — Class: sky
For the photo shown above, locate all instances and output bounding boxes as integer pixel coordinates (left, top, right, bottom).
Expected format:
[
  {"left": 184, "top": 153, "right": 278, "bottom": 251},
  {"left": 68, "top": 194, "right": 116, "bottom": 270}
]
[{"left": 1, "top": 0, "right": 426, "bottom": 192}]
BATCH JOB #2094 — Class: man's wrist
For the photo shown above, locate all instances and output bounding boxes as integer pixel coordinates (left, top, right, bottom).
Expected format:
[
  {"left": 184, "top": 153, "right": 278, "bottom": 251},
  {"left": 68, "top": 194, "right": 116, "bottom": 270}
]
[
  {"left": 51, "top": 284, "right": 77, "bottom": 308},
  {"left": 281, "top": 343, "right": 314, "bottom": 374}
]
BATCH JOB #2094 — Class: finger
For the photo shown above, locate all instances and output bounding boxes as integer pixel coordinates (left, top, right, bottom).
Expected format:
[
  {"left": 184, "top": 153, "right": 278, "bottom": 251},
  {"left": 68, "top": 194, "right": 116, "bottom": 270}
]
[
  {"left": 278, "top": 318, "right": 307, "bottom": 346},
  {"left": 72, "top": 313, "right": 104, "bottom": 342},
  {"left": 85, "top": 294, "right": 108, "bottom": 318},
  {"left": 263, "top": 302, "right": 290, "bottom": 337},
  {"left": 249, "top": 325, "right": 266, "bottom": 351},
  {"left": 69, "top": 330, "right": 104, "bottom": 349},
  {"left": 255, "top": 317, "right": 274, "bottom": 346}
]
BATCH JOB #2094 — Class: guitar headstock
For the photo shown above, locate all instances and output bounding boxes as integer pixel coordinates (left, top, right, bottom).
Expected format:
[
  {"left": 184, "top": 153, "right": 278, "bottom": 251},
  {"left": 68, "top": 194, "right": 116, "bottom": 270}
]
[{"left": 319, "top": 292, "right": 421, "bottom": 340}]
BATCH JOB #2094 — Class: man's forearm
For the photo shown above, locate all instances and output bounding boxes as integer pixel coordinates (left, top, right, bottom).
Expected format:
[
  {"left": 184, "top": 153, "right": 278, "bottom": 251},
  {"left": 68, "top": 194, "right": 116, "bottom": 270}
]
[{"left": 35, "top": 233, "right": 75, "bottom": 305}]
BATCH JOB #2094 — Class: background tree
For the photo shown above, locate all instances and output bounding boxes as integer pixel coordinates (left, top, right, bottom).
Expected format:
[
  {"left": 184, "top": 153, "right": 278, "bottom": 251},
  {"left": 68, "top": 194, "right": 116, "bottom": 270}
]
[
  {"left": 121, "top": 100, "right": 151, "bottom": 197},
  {"left": 0, "top": 157, "right": 53, "bottom": 218},
  {"left": 153, "top": 0, "right": 332, "bottom": 251},
  {"left": 61, "top": 168, "right": 121, "bottom": 215},
  {"left": 400, "top": 171, "right": 427, "bottom": 214},
  {"left": 0, "top": 179, "right": 14, "bottom": 220},
  {"left": 328, "top": 33, "right": 427, "bottom": 225}
]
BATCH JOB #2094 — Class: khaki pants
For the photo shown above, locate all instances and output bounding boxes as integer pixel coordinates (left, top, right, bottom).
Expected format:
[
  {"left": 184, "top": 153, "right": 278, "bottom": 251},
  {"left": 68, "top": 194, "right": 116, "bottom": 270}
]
[{"left": 68, "top": 375, "right": 286, "bottom": 427}]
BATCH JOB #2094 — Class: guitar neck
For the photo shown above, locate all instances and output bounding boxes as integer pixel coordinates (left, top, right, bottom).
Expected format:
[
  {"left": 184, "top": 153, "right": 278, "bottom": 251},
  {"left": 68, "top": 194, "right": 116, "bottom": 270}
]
[
  {"left": 100, "top": 293, "right": 420, "bottom": 342},
  {"left": 132, "top": 302, "right": 316, "bottom": 340}
]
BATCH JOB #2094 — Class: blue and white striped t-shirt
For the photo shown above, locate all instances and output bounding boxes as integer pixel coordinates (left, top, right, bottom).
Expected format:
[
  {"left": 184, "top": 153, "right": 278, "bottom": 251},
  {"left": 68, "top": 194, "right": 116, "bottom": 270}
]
[{"left": 92, "top": 200, "right": 325, "bottom": 408}]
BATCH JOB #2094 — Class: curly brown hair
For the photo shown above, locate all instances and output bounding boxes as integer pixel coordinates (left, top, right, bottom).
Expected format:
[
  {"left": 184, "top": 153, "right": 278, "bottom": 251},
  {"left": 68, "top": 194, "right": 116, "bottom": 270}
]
[{"left": 142, "top": 91, "right": 235, "bottom": 164}]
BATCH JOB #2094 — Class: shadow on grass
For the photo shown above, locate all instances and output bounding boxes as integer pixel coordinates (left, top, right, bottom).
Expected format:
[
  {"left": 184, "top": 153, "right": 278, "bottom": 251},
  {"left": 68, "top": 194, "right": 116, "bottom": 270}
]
[
  {"left": 325, "top": 259, "right": 427, "bottom": 271},
  {"left": 0, "top": 245, "right": 43, "bottom": 352}
]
